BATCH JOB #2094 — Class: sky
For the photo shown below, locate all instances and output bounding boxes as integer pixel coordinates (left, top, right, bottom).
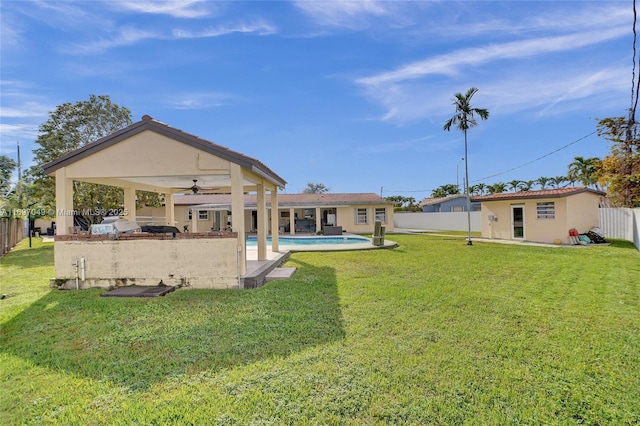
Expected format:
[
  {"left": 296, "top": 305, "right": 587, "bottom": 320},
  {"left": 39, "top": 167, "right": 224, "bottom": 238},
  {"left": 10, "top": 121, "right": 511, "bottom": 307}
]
[{"left": 0, "top": 0, "right": 634, "bottom": 199}]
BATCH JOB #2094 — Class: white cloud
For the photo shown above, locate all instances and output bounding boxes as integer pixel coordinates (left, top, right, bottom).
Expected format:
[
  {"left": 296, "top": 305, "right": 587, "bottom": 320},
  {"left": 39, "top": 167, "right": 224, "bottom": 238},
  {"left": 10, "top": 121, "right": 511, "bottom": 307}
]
[
  {"left": 69, "top": 20, "right": 277, "bottom": 54},
  {"left": 68, "top": 26, "right": 161, "bottom": 54},
  {"left": 165, "top": 92, "right": 235, "bottom": 110},
  {"left": 0, "top": 102, "right": 51, "bottom": 119},
  {"left": 0, "top": 123, "right": 40, "bottom": 140},
  {"left": 172, "top": 21, "right": 277, "bottom": 38},
  {"left": 293, "top": 0, "right": 412, "bottom": 30},
  {"left": 356, "top": 27, "right": 628, "bottom": 87},
  {"left": 111, "top": 1, "right": 212, "bottom": 18}
]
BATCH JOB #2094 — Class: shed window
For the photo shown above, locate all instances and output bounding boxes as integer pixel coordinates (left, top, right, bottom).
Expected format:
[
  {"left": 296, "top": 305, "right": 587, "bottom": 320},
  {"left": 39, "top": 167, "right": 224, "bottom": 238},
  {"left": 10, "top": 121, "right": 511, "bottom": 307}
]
[
  {"left": 375, "top": 208, "right": 387, "bottom": 224},
  {"left": 536, "top": 202, "right": 555, "bottom": 220},
  {"left": 356, "top": 208, "right": 368, "bottom": 225}
]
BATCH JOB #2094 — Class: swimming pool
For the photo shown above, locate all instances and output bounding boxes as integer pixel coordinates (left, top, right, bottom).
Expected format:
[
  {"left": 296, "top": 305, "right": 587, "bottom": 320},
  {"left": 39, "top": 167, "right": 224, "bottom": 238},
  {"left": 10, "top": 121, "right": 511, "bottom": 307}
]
[{"left": 246, "top": 235, "right": 370, "bottom": 246}]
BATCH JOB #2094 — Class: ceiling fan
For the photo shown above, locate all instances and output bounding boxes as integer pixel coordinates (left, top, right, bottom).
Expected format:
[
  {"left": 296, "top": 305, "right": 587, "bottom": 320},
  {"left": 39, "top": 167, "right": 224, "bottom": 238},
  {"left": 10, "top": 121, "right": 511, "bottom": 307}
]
[{"left": 183, "top": 179, "right": 219, "bottom": 194}]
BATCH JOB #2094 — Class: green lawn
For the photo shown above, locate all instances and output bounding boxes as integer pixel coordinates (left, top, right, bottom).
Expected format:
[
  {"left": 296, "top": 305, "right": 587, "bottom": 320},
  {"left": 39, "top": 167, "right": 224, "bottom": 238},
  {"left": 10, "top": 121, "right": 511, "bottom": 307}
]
[{"left": 1, "top": 235, "right": 639, "bottom": 424}]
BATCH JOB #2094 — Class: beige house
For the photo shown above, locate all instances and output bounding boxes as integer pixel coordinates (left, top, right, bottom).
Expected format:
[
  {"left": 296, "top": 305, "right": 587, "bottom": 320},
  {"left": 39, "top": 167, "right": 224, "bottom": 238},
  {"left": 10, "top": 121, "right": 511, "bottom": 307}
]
[
  {"left": 137, "top": 193, "right": 394, "bottom": 234},
  {"left": 43, "top": 115, "right": 286, "bottom": 289},
  {"left": 474, "top": 187, "right": 606, "bottom": 244}
]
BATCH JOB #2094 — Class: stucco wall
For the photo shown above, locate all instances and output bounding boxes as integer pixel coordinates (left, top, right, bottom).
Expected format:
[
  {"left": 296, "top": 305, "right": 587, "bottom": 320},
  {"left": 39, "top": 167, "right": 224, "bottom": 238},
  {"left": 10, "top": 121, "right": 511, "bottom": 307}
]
[
  {"left": 53, "top": 234, "right": 239, "bottom": 290},
  {"left": 335, "top": 205, "right": 394, "bottom": 233},
  {"left": 61, "top": 130, "right": 231, "bottom": 180}
]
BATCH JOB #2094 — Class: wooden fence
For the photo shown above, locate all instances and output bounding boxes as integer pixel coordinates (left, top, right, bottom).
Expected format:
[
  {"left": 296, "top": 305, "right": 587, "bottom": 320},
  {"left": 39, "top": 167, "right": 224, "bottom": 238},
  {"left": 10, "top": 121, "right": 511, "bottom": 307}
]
[{"left": 1, "top": 218, "right": 25, "bottom": 257}]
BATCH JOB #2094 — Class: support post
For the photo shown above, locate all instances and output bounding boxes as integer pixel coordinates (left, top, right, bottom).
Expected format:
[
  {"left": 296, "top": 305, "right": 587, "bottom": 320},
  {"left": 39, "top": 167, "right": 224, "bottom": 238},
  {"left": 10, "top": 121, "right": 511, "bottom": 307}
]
[
  {"left": 270, "top": 189, "right": 279, "bottom": 252},
  {"left": 123, "top": 187, "right": 137, "bottom": 221},
  {"left": 231, "top": 164, "right": 246, "bottom": 278},
  {"left": 55, "top": 168, "right": 73, "bottom": 235},
  {"left": 257, "top": 182, "right": 267, "bottom": 261}
]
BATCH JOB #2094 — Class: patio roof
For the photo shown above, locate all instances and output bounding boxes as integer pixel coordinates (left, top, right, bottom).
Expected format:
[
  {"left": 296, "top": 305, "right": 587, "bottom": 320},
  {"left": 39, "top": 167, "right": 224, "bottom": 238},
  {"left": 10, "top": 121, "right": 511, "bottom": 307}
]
[{"left": 42, "top": 115, "right": 287, "bottom": 192}]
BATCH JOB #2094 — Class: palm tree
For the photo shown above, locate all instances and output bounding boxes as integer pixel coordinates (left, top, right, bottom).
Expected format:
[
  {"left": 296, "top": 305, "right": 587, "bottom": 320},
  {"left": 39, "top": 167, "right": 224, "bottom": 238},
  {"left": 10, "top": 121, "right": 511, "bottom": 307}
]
[
  {"left": 550, "top": 175, "right": 568, "bottom": 189},
  {"left": 443, "top": 87, "right": 489, "bottom": 245},
  {"left": 508, "top": 179, "right": 523, "bottom": 192},
  {"left": 567, "top": 156, "right": 600, "bottom": 188},
  {"left": 536, "top": 176, "right": 551, "bottom": 190},
  {"left": 487, "top": 182, "right": 507, "bottom": 194},
  {"left": 521, "top": 180, "right": 536, "bottom": 191}
]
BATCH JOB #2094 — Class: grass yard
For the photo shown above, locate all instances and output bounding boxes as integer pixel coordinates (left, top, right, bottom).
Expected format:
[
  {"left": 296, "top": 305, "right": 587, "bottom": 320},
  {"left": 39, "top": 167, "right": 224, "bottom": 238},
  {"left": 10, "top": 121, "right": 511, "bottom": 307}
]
[{"left": 1, "top": 235, "right": 639, "bottom": 424}]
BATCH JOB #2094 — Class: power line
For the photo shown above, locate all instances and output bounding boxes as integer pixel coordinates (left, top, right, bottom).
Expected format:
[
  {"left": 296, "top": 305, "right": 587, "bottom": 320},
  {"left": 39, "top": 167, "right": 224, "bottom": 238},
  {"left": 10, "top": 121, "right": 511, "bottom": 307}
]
[
  {"left": 382, "top": 130, "right": 598, "bottom": 195},
  {"left": 471, "top": 130, "right": 597, "bottom": 183}
]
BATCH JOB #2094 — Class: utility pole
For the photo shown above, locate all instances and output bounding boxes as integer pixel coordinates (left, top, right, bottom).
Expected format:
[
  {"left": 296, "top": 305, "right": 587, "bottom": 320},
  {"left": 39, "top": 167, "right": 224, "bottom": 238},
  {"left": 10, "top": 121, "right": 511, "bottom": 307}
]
[{"left": 17, "top": 141, "right": 22, "bottom": 206}]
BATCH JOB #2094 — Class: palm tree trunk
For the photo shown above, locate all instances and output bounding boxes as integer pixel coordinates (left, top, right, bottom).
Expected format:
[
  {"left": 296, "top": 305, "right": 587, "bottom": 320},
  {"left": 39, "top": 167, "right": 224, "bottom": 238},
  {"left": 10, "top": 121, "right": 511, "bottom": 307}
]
[{"left": 464, "top": 129, "right": 472, "bottom": 245}]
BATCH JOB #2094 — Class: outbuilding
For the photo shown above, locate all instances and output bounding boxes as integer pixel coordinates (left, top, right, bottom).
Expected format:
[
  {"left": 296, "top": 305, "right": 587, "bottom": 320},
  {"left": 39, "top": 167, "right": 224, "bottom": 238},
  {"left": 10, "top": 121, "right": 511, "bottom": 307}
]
[{"left": 474, "top": 187, "right": 606, "bottom": 244}]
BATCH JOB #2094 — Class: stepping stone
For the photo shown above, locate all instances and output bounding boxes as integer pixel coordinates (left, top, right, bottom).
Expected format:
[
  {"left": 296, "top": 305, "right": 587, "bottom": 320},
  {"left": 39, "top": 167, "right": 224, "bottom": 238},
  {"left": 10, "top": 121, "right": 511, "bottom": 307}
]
[{"left": 265, "top": 267, "right": 297, "bottom": 281}]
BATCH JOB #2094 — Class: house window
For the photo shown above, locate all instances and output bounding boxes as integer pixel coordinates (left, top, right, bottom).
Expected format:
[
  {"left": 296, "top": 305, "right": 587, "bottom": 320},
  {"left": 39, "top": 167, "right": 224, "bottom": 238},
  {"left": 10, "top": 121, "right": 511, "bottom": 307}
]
[
  {"left": 536, "top": 202, "right": 555, "bottom": 219},
  {"left": 374, "top": 208, "right": 387, "bottom": 224},
  {"left": 187, "top": 210, "right": 210, "bottom": 221},
  {"left": 356, "top": 208, "right": 368, "bottom": 225},
  {"left": 452, "top": 206, "right": 464, "bottom": 212}
]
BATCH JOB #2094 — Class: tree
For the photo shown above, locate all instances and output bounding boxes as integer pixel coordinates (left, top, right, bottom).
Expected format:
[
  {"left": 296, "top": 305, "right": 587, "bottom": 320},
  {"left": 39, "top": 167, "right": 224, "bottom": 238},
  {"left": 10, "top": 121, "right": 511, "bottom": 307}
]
[
  {"left": 0, "top": 155, "right": 17, "bottom": 196},
  {"left": 521, "top": 180, "right": 536, "bottom": 191},
  {"left": 1, "top": 155, "right": 18, "bottom": 217},
  {"left": 486, "top": 182, "right": 506, "bottom": 194},
  {"left": 27, "top": 95, "right": 160, "bottom": 224},
  {"left": 596, "top": 117, "right": 640, "bottom": 207},
  {"left": 443, "top": 87, "right": 489, "bottom": 245},
  {"left": 431, "top": 183, "right": 460, "bottom": 198},
  {"left": 302, "top": 182, "right": 330, "bottom": 194},
  {"left": 507, "top": 179, "right": 523, "bottom": 192},
  {"left": 567, "top": 156, "right": 601, "bottom": 188},
  {"left": 536, "top": 176, "right": 551, "bottom": 190},
  {"left": 549, "top": 175, "right": 568, "bottom": 189}
]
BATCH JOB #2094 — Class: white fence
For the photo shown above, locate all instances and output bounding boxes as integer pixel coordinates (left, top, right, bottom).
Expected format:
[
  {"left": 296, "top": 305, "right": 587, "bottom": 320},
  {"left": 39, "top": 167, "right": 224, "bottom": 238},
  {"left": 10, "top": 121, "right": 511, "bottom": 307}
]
[
  {"left": 393, "top": 212, "right": 482, "bottom": 232},
  {"left": 599, "top": 208, "right": 640, "bottom": 250}
]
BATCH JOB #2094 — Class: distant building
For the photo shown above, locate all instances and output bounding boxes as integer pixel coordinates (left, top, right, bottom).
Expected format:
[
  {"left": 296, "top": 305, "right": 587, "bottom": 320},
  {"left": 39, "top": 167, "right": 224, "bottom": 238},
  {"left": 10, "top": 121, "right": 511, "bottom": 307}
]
[{"left": 420, "top": 194, "right": 481, "bottom": 213}]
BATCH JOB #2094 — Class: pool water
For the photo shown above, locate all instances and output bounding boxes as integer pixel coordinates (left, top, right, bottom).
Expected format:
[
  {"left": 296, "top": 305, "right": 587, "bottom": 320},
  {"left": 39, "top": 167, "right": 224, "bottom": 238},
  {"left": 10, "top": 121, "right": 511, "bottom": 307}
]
[{"left": 246, "top": 236, "right": 370, "bottom": 246}]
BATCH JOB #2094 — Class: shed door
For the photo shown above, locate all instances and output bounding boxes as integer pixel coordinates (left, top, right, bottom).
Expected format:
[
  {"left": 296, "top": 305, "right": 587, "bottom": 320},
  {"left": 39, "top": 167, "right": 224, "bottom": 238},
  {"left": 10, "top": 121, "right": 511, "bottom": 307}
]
[{"left": 511, "top": 205, "right": 525, "bottom": 239}]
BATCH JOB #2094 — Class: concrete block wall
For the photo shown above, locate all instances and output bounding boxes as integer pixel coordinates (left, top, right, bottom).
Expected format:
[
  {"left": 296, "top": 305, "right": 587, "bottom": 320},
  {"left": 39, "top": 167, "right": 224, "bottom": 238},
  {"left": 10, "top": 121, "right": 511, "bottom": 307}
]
[{"left": 53, "top": 234, "right": 240, "bottom": 290}]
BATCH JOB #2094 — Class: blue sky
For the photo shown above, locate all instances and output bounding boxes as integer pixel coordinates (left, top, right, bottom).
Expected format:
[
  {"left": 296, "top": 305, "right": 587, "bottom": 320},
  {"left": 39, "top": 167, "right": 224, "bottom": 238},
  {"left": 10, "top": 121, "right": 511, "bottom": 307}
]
[{"left": 0, "top": 1, "right": 633, "bottom": 198}]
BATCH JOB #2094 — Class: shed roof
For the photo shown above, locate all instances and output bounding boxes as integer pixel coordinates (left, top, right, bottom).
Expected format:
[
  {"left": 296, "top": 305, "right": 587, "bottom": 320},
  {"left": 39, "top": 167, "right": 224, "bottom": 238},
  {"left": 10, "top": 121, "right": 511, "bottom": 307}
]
[{"left": 472, "top": 187, "right": 605, "bottom": 202}]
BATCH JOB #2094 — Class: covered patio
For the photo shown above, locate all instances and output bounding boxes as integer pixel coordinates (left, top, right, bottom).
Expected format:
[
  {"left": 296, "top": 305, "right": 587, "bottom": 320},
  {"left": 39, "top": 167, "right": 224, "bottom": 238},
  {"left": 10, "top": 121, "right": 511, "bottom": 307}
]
[{"left": 43, "top": 115, "right": 287, "bottom": 289}]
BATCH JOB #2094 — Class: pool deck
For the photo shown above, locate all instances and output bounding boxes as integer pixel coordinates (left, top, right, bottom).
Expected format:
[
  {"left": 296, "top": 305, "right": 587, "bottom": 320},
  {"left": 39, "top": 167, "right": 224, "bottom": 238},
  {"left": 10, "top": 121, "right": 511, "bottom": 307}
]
[{"left": 242, "top": 234, "right": 397, "bottom": 288}]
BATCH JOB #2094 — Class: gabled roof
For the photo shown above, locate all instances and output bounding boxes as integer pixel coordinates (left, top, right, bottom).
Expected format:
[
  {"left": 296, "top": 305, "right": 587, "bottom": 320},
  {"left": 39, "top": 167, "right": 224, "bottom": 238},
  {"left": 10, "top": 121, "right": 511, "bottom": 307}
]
[
  {"left": 42, "top": 115, "right": 287, "bottom": 188},
  {"left": 471, "top": 186, "right": 605, "bottom": 202},
  {"left": 174, "top": 192, "right": 391, "bottom": 208}
]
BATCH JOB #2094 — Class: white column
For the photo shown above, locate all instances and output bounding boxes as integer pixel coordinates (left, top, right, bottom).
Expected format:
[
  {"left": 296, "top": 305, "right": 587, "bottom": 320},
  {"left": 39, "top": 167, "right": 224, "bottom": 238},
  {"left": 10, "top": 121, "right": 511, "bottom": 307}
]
[
  {"left": 270, "top": 189, "right": 279, "bottom": 252},
  {"left": 257, "top": 182, "right": 267, "bottom": 261},
  {"left": 191, "top": 208, "right": 198, "bottom": 233},
  {"left": 315, "top": 207, "right": 321, "bottom": 234},
  {"left": 165, "top": 192, "right": 175, "bottom": 227},
  {"left": 55, "top": 168, "right": 73, "bottom": 235},
  {"left": 123, "top": 187, "right": 136, "bottom": 221},
  {"left": 231, "top": 163, "right": 246, "bottom": 278},
  {"left": 289, "top": 208, "right": 295, "bottom": 235}
]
